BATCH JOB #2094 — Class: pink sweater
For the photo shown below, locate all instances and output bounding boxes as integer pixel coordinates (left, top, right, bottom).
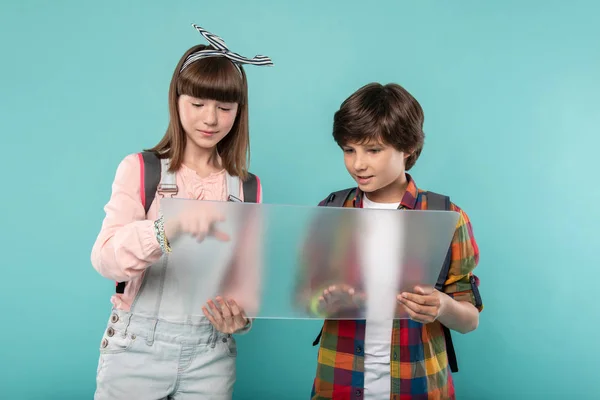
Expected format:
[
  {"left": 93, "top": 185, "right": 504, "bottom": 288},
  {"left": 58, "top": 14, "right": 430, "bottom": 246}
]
[{"left": 91, "top": 153, "right": 263, "bottom": 311}]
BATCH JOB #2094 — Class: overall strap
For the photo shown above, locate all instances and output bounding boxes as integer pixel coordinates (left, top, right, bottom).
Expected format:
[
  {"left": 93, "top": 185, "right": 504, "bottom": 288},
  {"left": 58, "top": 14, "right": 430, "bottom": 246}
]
[
  {"left": 226, "top": 173, "right": 241, "bottom": 201},
  {"left": 157, "top": 157, "right": 178, "bottom": 198}
]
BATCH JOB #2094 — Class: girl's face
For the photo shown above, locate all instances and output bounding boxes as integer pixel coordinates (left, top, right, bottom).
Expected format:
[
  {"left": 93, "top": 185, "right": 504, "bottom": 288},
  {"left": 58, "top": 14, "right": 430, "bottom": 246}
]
[{"left": 178, "top": 94, "right": 239, "bottom": 151}]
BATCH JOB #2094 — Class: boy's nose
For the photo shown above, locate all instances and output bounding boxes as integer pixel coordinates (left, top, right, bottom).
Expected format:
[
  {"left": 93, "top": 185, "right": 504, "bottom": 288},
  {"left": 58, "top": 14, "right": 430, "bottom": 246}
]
[{"left": 353, "top": 158, "right": 367, "bottom": 171}]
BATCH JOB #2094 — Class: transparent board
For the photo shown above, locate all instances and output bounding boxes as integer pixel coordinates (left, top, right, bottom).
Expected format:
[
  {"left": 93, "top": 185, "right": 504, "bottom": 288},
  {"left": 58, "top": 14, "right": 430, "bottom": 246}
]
[{"left": 155, "top": 198, "right": 459, "bottom": 321}]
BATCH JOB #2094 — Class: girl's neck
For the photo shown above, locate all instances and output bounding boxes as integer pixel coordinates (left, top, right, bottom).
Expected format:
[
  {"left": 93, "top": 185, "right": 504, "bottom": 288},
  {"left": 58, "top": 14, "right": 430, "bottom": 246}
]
[{"left": 182, "top": 145, "right": 222, "bottom": 178}]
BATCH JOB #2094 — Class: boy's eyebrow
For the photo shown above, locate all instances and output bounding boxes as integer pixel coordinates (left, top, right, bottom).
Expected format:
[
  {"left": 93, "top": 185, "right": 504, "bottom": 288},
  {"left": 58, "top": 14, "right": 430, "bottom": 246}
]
[{"left": 361, "top": 141, "right": 385, "bottom": 148}]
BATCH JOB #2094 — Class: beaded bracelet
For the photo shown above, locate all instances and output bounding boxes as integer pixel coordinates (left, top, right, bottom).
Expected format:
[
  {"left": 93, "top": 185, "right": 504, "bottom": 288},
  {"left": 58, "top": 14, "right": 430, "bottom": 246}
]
[{"left": 154, "top": 215, "right": 172, "bottom": 254}]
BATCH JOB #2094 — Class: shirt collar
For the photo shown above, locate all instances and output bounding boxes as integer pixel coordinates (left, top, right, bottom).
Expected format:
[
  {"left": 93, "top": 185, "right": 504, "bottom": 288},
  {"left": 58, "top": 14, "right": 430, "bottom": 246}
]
[{"left": 352, "top": 173, "right": 419, "bottom": 209}]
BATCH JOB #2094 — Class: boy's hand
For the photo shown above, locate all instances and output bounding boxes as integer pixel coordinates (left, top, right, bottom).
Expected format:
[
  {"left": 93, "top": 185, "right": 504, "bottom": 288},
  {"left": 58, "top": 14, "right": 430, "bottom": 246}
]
[
  {"left": 315, "top": 284, "right": 365, "bottom": 317},
  {"left": 397, "top": 285, "right": 448, "bottom": 324},
  {"left": 202, "top": 296, "right": 250, "bottom": 334}
]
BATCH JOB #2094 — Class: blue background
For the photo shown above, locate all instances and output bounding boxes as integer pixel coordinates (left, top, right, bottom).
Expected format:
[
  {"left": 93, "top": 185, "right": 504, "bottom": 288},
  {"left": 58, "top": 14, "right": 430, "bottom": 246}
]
[{"left": 1, "top": 1, "right": 599, "bottom": 399}]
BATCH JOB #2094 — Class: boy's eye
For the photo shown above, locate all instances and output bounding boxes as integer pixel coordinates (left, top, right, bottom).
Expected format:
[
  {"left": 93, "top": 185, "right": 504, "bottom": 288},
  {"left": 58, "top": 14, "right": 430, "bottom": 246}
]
[{"left": 368, "top": 148, "right": 382, "bottom": 153}]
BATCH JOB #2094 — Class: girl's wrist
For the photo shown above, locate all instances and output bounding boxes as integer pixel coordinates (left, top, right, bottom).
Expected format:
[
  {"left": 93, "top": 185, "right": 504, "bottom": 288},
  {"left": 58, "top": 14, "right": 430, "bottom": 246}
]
[{"left": 154, "top": 215, "right": 172, "bottom": 253}]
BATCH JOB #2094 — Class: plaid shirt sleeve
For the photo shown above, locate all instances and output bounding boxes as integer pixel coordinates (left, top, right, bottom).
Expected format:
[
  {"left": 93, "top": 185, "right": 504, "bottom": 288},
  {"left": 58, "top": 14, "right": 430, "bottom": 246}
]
[{"left": 442, "top": 203, "right": 483, "bottom": 311}]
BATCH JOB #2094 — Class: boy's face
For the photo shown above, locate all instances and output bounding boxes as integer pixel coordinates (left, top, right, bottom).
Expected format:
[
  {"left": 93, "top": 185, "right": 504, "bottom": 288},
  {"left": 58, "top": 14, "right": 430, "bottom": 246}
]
[{"left": 341, "top": 141, "right": 410, "bottom": 201}]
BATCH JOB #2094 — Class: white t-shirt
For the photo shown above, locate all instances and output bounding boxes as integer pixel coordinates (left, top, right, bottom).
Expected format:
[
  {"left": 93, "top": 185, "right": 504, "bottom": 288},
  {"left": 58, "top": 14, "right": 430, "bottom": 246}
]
[{"left": 361, "top": 195, "right": 401, "bottom": 399}]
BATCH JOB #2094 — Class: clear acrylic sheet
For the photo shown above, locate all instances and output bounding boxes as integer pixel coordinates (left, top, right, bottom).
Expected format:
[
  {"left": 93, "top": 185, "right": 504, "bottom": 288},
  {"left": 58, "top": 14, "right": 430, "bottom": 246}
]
[{"left": 160, "top": 198, "right": 459, "bottom": 320}]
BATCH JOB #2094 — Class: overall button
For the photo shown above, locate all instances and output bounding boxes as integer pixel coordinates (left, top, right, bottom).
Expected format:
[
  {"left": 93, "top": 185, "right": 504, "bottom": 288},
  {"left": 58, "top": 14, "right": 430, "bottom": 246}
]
[
  {"left": 222, "top": 337, "right": 228, "bottom": 342},
  {"left": 101, "top": 338, "right": 108, "bottom": 348},
  {"left": 106, "top": 327, "right": 115, "bottom": 337},
  {"left": 110, "top": 314, "right": 119, "bottom": 323}
]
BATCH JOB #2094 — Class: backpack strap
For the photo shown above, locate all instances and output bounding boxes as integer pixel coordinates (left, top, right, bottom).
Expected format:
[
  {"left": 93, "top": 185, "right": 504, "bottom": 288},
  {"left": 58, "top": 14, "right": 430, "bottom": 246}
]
[
  {"left": 140, "top": 151, "right": 162, "bottom": 215},
  {"left": 242, "top": 173, "right": 260, "bottom": 203},
  {"left": 425, "top": 191, "right": 459, "bottom": 374},
  {"left": 426, "top": 192, "right": 452, "bottom": 292},
  {"left": 311, "top": 187, "right": 357, "bottom": 346},
  {"left": 322, "top": 188, "right": 356, "bottom": 207}
]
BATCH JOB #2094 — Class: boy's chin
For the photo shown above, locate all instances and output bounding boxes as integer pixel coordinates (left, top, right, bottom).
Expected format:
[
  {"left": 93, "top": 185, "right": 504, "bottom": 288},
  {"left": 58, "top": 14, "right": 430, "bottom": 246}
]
[{"left": 357, "top": 182, "right": 380, "bottom": 193}]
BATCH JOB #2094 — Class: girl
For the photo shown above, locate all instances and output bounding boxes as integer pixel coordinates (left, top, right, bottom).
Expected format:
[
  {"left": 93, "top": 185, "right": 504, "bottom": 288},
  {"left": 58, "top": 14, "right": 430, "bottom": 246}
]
[{"left": 91, "top": 24, "right": 273, "bottom": 400}]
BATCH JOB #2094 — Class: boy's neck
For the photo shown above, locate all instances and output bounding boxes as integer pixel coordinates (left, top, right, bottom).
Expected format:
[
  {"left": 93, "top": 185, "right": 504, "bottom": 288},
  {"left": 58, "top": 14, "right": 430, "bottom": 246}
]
[
  {"left": 182, "top": 145, "right": 222, "bottom": 177},
  {"left": 364, "top": 174, "right": 408, "bottom": 204}
]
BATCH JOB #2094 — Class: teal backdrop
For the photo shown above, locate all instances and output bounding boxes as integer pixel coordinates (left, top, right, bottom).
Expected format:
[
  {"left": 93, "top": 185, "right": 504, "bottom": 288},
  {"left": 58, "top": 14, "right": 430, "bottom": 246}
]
[{"left": 1, "top": 1, "right": 599, "bottom": 399}]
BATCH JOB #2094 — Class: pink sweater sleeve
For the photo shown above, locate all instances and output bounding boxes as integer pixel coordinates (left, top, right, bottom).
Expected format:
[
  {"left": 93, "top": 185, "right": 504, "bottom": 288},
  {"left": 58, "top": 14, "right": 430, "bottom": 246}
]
[{"left": 91, "top": 154, "right": 163, "bottom": 282}]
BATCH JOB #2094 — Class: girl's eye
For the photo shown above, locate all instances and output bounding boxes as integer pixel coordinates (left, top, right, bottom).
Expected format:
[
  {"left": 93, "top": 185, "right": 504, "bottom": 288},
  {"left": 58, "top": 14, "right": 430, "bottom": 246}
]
[
  {"left": 192, "top": 103, "right": 203, "bottom": 107},
  {"left": 219, "top": 107, "right": 231, "bottom": 111}
]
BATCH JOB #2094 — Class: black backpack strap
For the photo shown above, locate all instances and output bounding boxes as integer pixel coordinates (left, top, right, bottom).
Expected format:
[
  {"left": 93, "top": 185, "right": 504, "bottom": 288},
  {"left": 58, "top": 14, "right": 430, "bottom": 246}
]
[
  {"left": 427, "top": 192, "right": 452, "bottom": 291},
  {"left": 426, "top": 191, "right": 459, "bottom": 373},
  {"left": 312, "top": 330, "right": 323, "bottom": 346},
  {"left": 116, "top": 151, "right": 161, "bottom": 295},
  {"left": 242, "top": 172, "right": 259, "bottom": 203},
  {"left": 311, "top": 187, "right": 356, "bottom": 347},
  {"left": 141, "top": 151, "right": 162, "bottom": 214},
  {"left": 322, "top": 188, "right": 356, "bottom": 207}
]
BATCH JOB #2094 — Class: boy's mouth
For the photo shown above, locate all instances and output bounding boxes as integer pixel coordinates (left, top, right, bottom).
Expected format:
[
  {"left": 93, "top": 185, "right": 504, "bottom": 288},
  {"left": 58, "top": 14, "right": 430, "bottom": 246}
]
[{"left": 356, "top": 175, "right": 374, "bottom": 184}]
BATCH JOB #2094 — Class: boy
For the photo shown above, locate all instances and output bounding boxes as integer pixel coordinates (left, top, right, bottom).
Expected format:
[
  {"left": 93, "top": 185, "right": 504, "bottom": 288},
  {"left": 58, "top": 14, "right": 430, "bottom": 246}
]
[{"left": 309, "top": 83, "right": 483, "bottom": 399}]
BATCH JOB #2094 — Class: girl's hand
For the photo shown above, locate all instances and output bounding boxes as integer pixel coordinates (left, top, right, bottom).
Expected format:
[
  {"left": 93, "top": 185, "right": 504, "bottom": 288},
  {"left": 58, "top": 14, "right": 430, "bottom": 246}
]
[
  {"left": 164, "top": 204, "right": 230, "bottom": 243},
  {"left": 202, "top": 297, "right": 250, "bottom": 334},
  {"left": 397, "top": 285, "right": 447, "bottom": 324}
]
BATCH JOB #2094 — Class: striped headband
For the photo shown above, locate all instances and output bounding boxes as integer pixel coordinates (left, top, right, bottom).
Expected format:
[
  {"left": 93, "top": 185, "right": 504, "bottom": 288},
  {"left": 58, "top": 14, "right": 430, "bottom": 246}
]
[{"left": 180, "top": 24, "right": 274, "bottom": 74}]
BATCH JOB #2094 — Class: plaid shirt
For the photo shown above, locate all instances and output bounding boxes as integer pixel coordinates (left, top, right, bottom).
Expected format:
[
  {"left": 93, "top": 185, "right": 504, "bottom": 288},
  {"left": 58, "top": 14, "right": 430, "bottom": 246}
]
[{"left": 308, "top": 174, "right": 483, "bottom": 400}]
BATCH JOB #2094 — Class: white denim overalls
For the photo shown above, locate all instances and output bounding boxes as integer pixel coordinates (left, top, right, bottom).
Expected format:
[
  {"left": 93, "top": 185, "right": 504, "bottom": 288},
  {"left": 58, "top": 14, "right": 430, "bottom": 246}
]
[{"left": 95, "top": 159, "right": 247, "bottom": 400}]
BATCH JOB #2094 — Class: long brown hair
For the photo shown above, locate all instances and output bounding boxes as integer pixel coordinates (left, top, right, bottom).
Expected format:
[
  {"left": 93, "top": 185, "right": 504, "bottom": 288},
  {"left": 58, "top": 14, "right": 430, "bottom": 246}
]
[{"left": 147, "top": 44, "right": 250, "bottom": 180}]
